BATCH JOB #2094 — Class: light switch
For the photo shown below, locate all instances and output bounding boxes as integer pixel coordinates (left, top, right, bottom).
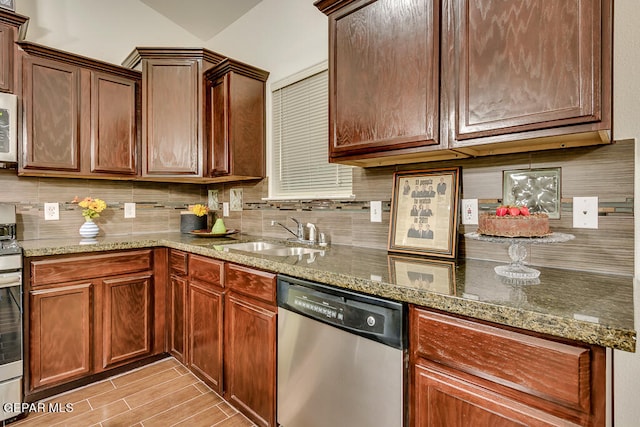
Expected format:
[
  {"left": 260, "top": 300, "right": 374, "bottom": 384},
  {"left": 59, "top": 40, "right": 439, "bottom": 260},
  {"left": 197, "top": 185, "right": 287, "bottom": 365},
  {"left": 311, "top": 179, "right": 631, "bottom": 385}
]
[{"left": 572, "top": 197, "right": 598, "bottom": 229}]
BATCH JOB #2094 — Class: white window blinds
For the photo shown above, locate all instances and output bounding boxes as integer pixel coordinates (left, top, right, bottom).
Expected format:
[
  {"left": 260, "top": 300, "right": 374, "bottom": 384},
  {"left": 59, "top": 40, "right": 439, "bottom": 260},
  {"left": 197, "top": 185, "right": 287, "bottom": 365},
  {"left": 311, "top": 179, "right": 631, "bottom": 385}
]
[{"left": 270, "top": 67, "right": 353, "bottom": 199}]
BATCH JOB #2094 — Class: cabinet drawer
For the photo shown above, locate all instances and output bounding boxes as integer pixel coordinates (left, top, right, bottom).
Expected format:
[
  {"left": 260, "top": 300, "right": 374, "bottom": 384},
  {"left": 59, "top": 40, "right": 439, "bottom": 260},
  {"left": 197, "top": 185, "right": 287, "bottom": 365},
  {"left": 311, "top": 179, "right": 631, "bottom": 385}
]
[
  {"left": 411, "top": 307, "right": 591, "bottom": 413},
  {"left": 189, "top": 255, "right": 224, "bottom": 288},
  {"left": 169, "top": 250, "right": 188, "bottom": 276},
  {"left": 225, "top": 263, "right": 276, "bottom": 304},
  {"left": 31, "top": 250, "right": 153, "bottom": 287}
]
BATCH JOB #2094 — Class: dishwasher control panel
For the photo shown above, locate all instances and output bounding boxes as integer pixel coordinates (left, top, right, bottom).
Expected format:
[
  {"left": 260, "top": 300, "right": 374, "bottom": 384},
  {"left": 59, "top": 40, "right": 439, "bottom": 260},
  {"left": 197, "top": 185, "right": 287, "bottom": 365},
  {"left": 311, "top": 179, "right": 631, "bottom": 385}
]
[{"left": 277, "top": 275, "right": 405, "bottom": 349}]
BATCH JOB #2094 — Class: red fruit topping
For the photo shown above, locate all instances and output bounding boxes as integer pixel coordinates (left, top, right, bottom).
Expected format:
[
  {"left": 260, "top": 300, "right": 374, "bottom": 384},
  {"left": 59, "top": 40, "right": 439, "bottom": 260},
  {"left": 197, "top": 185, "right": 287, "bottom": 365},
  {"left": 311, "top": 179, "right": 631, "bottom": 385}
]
[
  {"left": 495, "top": 206, "right": 508, "bottom": 217},
  {"left": 519, "top": 206, "right": 530, "bottom": 216},
  {"left": 508, "top": 206, "right": 521, "bottom": 216}
]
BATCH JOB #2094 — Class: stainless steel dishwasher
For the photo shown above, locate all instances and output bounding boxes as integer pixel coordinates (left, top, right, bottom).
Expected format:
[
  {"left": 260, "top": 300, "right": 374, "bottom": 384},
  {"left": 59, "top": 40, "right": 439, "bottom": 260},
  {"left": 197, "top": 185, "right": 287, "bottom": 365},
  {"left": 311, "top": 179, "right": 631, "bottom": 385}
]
[{"left": 277, "top": 274, "right": 406, "bottom": 427}]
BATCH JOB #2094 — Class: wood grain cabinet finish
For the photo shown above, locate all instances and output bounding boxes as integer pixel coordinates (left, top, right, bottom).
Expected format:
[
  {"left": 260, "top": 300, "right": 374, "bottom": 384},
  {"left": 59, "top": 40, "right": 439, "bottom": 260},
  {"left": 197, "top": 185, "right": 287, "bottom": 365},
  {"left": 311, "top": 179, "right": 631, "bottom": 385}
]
[
  {"left": 101, "top": 274, "right": 153, "bottom": 369},
  {"left": 204, "top": 59, "right": 269, "bottom": 180},
  {"left": 19, "top": 42, "right": 141, "bottom": 178},
  {"left": 316, "top": 0, "right": 444, "bottom": 166},
  {"left": 29, "top": 282, "right": 93, "bottom": 390},
  {"left": 187, "top": 254, "right": 225, "bottom": 392},
  {"left": 122, "top": 48, "right": 224, "bottom": 179},
  {"left": 26, "top": 250, "right": 163, "bottom": 400},
  {"left": 441, "top": 0, "right": 612, "bottom": 154},
  {"left": 224, "top": 263, "right": 277, "bottom": 427},
  {"left": 410, "top": 307, "right": 605, "bottom": 427},
  {"left": 0, "top": 10, "right": 27, "bottom": 93},
  {"left": 168, "top": 274, "right": 187, "bottom": 363}
]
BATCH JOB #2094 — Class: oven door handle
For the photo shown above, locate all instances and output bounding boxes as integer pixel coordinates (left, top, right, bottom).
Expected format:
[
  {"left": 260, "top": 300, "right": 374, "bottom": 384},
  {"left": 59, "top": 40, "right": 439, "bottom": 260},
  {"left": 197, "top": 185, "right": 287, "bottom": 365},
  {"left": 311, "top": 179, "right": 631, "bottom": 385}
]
[{"left": 0, "top": 272, "right": 21, "bottom": 288}]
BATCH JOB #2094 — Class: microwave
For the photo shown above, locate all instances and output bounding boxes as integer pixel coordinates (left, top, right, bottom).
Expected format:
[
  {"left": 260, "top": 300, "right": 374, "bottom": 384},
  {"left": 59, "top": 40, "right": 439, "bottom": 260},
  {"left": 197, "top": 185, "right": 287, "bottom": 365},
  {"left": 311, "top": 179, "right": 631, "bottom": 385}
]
[{"left": 0, "top": 93, "right": 17, "bottom": 164}]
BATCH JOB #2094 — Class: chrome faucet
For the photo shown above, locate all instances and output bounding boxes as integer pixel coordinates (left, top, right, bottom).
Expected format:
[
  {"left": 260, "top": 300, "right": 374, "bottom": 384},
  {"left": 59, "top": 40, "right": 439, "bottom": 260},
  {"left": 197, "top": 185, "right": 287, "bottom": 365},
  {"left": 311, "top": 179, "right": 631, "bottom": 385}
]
[
  {"left": 271, "top": 218, "right": 305, "bottom": 241},
  {"left": 306, "top": 223, "right": 317, "bottom": 243}
]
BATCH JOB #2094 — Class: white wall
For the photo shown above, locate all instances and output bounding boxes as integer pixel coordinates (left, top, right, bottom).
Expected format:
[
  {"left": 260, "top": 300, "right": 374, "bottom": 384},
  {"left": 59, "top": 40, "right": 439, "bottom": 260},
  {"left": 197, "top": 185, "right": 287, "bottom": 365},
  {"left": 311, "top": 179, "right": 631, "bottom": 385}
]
[
  {"left": 12, "top": 0, "right": 640, "bottom": 423},
  {"left": 610, "top": 0, "right": 640, "bottom": 425},
  {"left": 16, "top": 0, "right": 204, "bottom": 64}
]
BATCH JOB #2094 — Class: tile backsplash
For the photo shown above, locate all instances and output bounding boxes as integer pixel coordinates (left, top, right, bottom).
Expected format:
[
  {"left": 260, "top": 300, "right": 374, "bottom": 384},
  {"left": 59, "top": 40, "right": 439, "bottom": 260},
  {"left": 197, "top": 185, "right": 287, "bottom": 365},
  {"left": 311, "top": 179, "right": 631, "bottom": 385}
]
[{"left": 0, "top": 140, "right": 633, "bottom": 276}]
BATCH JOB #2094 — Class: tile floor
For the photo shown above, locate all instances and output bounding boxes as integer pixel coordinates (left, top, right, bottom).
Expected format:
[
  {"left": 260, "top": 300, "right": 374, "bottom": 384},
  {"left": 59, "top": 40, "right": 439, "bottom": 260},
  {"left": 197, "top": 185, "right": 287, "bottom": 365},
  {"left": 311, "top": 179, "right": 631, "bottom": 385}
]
[{"left": 11, "top": 357, "right": 257, "bottom": 427}]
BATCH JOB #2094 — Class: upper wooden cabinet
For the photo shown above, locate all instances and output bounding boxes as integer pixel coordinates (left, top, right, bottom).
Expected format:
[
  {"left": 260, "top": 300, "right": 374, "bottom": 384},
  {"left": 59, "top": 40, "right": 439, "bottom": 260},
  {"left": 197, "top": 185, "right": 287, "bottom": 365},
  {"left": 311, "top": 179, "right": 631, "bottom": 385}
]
[
  {"left": 442, "top": 0, "right": 612, "bottom": 156},
  {"left": 0, "top": 9, "right": 28, "bottom": 93},
  {"left": 316, "top": 0, "right": 449, "bottom": 167},
  {"left": 19, "top": 42, "right": 140, "bottom": 178},
  {"left": 316, "top": 0, "right": 613, "bottom": 166},
  {"left": 204, "top": 59, "right": 269, "bottom": 180},
  {"left": 122, "top": 48, "right": 225, "bottom": 180}
]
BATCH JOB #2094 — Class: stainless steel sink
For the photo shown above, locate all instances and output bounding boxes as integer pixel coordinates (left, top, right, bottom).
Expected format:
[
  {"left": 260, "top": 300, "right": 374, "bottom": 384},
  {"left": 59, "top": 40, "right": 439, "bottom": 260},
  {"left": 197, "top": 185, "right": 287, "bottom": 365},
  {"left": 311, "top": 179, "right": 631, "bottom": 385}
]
[
  {"left": 220, "top": 241, "right": 323, "bottom": 257},
  {"left": 220, "top": 241, "right": 287, "bottom": 252},
  {"left": 258, "top": 247, "right": 323, "bottom": 257}
]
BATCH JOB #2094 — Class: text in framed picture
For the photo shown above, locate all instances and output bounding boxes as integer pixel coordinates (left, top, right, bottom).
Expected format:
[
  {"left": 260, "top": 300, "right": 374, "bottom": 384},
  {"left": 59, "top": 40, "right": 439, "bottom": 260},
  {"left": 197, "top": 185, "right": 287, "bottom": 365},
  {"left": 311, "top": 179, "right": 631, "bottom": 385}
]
[{"left": 388, "top": 167, "right": 461, "bottom": 258}]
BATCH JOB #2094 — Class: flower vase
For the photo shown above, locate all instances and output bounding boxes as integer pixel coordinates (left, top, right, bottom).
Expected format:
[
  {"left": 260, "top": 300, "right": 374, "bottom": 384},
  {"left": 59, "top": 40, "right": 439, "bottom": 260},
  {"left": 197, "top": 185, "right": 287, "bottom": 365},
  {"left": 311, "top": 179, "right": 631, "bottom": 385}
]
[
  {"left": 79, "top": 219, "right": 99, "bottom": 238},
  {"left": 180, "top": 212, "right": 207, "bottom": 233}
]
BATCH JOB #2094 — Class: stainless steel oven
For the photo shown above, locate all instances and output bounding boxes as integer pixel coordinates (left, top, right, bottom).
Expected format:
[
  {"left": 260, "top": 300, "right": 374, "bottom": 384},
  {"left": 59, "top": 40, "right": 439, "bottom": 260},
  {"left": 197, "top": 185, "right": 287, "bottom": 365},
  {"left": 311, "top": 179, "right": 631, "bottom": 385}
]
[{"left": 0, "top": 204, "right": 22, "bottom": 422}]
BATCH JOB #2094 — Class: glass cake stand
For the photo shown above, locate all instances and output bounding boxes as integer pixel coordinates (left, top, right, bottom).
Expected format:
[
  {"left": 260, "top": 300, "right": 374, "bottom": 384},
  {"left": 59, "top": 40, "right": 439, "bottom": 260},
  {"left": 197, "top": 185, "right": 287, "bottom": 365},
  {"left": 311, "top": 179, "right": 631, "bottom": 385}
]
[{"left": 465, "top": 232, "right": 575, "bottom": 279}]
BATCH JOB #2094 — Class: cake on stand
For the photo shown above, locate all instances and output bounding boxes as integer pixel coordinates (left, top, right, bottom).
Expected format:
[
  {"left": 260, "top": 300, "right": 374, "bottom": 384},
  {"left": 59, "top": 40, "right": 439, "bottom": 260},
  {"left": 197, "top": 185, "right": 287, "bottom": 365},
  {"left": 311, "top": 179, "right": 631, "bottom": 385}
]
[{"left": 465, "top": 232, "right": 575, "bottom": 279}]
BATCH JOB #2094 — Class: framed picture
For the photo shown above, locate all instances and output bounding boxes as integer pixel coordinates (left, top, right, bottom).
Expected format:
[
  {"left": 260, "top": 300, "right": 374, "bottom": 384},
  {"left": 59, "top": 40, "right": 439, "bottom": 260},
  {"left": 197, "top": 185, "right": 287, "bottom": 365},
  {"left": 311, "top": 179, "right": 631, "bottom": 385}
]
[
  {"left": 388, "top": 255, "right": 456, "bottom": 295},
  {"left": 503, "top": 168, "right": 561, "bottom": 219},
  {"left": 0, "top": 0, "right": 15, "bottom": 11},
  {"left": 388, "top": 167, "right": 461, "bottom": 258}
]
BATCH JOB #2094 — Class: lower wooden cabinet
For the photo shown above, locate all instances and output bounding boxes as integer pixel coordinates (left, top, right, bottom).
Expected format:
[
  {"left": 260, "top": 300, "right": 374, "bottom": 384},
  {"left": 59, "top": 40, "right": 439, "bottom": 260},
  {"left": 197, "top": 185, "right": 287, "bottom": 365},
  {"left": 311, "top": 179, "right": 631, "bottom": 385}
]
[
  {"left": 168, "top": 274, "right": 187, "bottom": 362},
  {"left": 102, "top": 274, "right": 153, "bottom": 369},
  {"left": 26, "top": 249, "right": 164, "bottom": 400},
  {"left": 29, "top": 283, "right": 93, "bottom": 389},
  {"left": 188, "top": 278, "right": 224, "bottom": 392},
  {"left": 224, "top": 291, "right": 277, "bottom": 427},
  {"left": 410, "top": 306, "right": 606, "bottom": 427}
]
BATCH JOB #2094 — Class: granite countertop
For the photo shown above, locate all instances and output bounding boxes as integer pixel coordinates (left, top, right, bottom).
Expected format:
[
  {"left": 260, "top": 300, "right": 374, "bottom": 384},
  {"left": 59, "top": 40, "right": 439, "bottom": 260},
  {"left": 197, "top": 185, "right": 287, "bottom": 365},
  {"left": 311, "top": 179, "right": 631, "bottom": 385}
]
[{"left": 20, "top": 232, "right": 636, "bottom": 352}]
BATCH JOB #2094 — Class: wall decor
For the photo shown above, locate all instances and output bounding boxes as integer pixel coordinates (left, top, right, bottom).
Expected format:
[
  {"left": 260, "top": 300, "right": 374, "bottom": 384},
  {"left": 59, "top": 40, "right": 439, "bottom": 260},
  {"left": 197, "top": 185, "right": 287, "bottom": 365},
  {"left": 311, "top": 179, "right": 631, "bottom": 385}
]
[
  {"left": 388, "top": 167, "right": 461, "bottom": 258},
  {"left": 0, "top": 93, "right": 17, "bottom": 163},
  {"left": 230, "top": 188, "right": 243, "bottom": 211},
  {"left": 503, "top": 168, "right": 561, "bottom": 219},
  {"left": 388, "top": 255, "right": 456, "bottom": 295},
  {"left": 0, "top": 0, "right": 15, "bottom": 11}
]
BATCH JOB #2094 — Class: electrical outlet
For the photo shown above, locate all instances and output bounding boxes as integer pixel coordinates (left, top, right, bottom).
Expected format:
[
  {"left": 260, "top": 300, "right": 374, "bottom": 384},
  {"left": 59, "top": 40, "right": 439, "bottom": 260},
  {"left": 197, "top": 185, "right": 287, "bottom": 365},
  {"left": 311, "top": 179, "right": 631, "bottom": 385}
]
[
  {"left": 573, "top": 197, "right": 598, "bottom": 229},
  {"left": 370, "top": 201, "right": 382, "bottom": 222},
  {"left": 44, "top": 202, "right": 59, "bottom": 221},
  {"left": 124, "top": 203, "right": 136, "bottom": 219},
  {"left": 461, "top": 199, "right": 479, "bottom": 225},
  {"left": 223, "top": 202, "right": 230, "bottom": 217}
]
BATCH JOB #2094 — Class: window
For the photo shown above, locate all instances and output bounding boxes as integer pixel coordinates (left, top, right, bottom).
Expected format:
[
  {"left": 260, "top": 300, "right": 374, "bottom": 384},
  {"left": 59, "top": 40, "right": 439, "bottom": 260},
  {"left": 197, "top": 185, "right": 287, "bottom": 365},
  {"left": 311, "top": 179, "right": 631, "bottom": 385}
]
[{"left": 269, "top": 63, "right": 353, "bottom": 199}]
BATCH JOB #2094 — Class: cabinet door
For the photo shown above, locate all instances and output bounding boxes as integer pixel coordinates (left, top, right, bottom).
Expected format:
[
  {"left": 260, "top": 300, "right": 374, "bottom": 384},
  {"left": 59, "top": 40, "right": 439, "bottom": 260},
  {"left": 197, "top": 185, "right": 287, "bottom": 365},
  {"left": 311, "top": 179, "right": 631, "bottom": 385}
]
[
  {"left": 188, "top": 282, "right": 224, "bottom": 393},
  {"left": 102, "top": 274, "right": 153, "bottom": 369},
  {"left": 142, "top": 58, "right": 201, "bottom": 176},
  {"left": 30, "top": 283, "right": 92, "bottom": 390},
  {"left": 90, "top": 71, "right": 138, "bottom": 175},
  {"left": 21, "top": 56, "right": 81, "bottom": 171},
  {"left": 446, "top": 0, "right": 609, "bottom": 146},
  {"left": 207, "top": 74, "right": 229, "bottom": 175},
  {"left": 0, "top": 22, "right": 12, "bottom": 93},
  {"left": 225, "top": 292, "right": 276, "bottom": 427},
  {"left": 413, "top": 362, "right": 576, "bottom": 427},
  {"left": 169, "top": 275, "right": 187, "bottom": 363},
  {"left": 328, "top": 0, "right": 440, "bottom": 158}
]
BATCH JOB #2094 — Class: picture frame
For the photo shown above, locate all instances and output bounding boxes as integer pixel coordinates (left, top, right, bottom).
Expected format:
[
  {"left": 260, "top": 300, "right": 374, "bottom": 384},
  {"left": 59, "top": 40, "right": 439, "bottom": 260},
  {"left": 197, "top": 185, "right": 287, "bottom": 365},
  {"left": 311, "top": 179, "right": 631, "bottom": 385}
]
[
  {"left": 388, "top": 167, "right": 461, "bottom": 258},
  {"left": 0, "top": 0, "right": 15, "bottom": 12},
  {"left": 503, "top": 168, "right": 561, "bottom": 219},
  {"left": 388, "top": 255, "right": 456, "bottom": 295}
]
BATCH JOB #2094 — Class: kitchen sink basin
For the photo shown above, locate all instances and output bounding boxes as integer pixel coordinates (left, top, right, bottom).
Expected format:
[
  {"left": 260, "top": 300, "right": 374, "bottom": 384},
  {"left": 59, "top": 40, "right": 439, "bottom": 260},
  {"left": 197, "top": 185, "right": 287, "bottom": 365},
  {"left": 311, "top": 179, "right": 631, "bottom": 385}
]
[
  {"left": 219, "top": 241, "right": 323, "bottom": 257},
  {"left": 220, "top": 241, "right": 287, "bottom": 252},
  {"left": 258, "top": 247, "right": 323, "bottom": 257}
]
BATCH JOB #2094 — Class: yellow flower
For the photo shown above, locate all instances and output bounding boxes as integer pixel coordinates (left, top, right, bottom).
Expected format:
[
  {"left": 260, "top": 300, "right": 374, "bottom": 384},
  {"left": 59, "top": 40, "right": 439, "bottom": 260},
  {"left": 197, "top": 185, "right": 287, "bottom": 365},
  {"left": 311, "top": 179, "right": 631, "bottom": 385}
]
[
  {"left": 73, "top": 196, "right": 107, "bottom": 220},
  {"left": 189, "top": 204, "right": 209, "bottom": 217}
]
